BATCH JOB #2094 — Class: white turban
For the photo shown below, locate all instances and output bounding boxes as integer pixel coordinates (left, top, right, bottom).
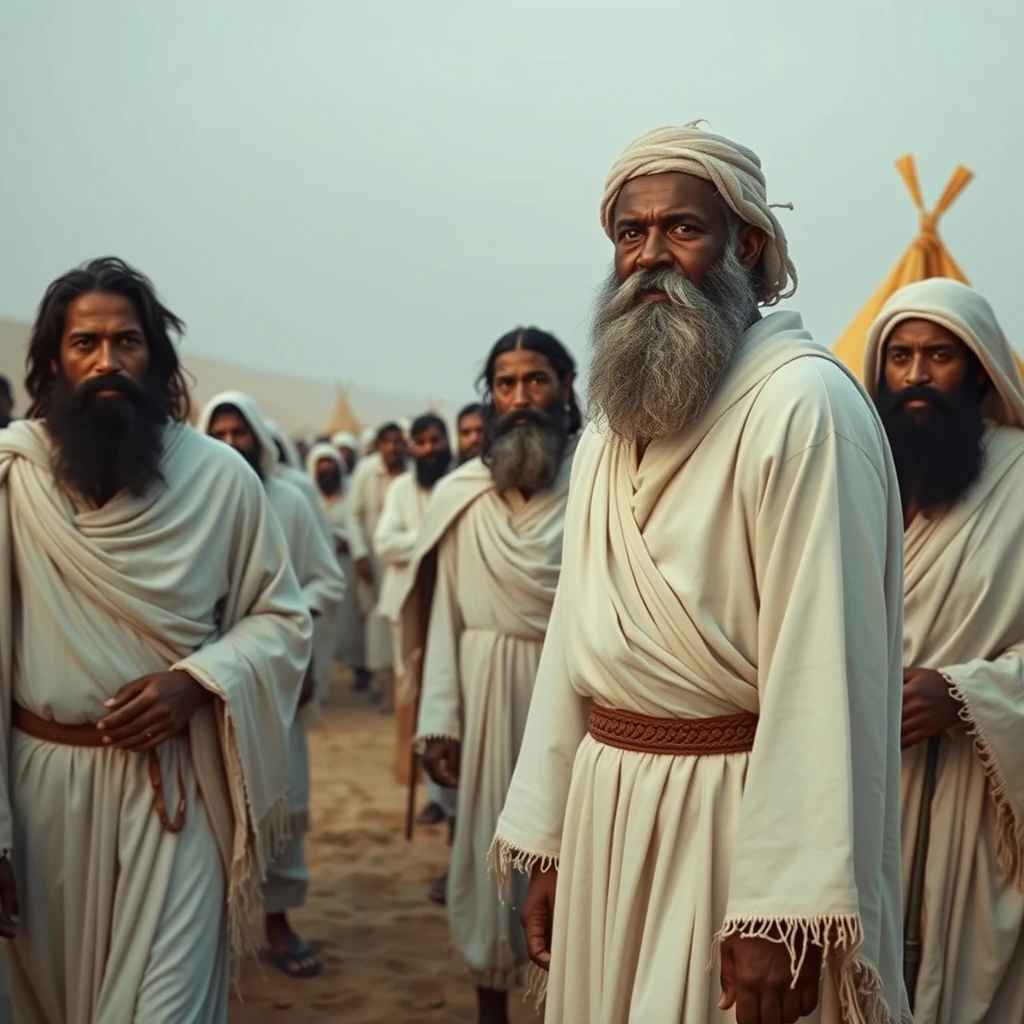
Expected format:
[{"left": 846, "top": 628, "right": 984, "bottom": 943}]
[
  {"left": 331, "top": 431, "right": 358, "bottom": 452},
  {"left": 306, "top": 441, "right": 346, "bottom": 481},
  {"left": 600, "top": 122, "right": 797, "bottom": 305}
]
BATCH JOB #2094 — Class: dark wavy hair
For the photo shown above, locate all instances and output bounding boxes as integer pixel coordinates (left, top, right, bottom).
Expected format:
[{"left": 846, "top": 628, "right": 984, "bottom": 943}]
[
  {"left": 477, "top": 327, "right": 582, "bottom": 434},
  {"left": 24, "top": 257, "right": 191, "bottom": 421},
  {"left": 410, "top": 412, "right": 449, "bottom": 439}
]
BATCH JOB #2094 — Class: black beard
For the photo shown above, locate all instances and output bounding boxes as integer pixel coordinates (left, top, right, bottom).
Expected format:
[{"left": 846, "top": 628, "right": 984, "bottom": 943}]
[
  {"left": 415, "top": 449, "right": 451, "bottom": 489},
  {"left": 877, "top": 382, "right": 986, "bottom": 518},
  {"left": 482, "top": 403, "right": 568, "bottom": 493},
  {"left": 239, "top": 444, "right": 263, "bottom": 479},
  {"left": 46, "top": 372, "right": 166, "bottom": 506},
  {"left": 316, "top": 467, "right": 342, "bottom": 495}
]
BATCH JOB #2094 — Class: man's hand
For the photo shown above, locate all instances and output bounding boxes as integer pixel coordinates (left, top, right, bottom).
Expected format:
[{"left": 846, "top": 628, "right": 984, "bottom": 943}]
[
  {"left": 902, "top": 667, "right": 962, "bottom": 749},
  {"left": 98, "top": 670, "right": 213, "bottom": 751},
  {"left": 0, "top": 857, "right": 19, "bottom": 939},
  {"left": 355, "top": 557, "right": 374, "bottom": 586},
  {"left": 422, "top": 738, "right": 460, "bottom": 788},
  {"left": 299, "top": 663, "right": 315, "bottom": 707},
  {"left": 719, "top": 933, "right": 822, "bottom": 1023},
  {"left": 521, "top": 864, "right": 558, "bottom": 971}
]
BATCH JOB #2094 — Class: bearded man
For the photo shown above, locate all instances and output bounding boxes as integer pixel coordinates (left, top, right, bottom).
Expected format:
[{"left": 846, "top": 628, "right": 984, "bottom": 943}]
[
  {"left": 862, "top": 278, "right": 1024, "bottom": 1023},
  {"left": 347, "top": 422, "right": 408, "bottom": 708},
  {"left": 308, "top": 442, "right": 364, "bottom": 672},
  {"left": 490, "top": 124, "right": 907, "bottom": 1024},
  {"left": 395, "top": 329, "right": 579, "bottom": 1024},
  {"left": 199, "top": 392, "right": 344, "bottom": 981},
  {"left": 456, "top": 403, "right": 486, "bottom": 463},
  {"left": 0, "top": 258, "right": 312, "bottom": 1022}
]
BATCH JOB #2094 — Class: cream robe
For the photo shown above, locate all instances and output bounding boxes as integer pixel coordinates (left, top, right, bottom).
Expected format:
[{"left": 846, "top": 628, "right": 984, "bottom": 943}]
[
  {"left": 321, "top": 491, "right": 363, "bottom": 665},
  {"left": 263, "top": 475, "right": 344, "bottom": 911},
  {"left": 0, "top": 420, "right": 312, "bottom": 1024},
  {"left": 374, "top": 469, "right": 430, "bottom": 629},
  {"left": 863, "top": 278, "right": 1024, "bottom": 1023},
  {"left": 492, "top": 312, "right": 908, "bottom": 1024},
  {"left": 348, "top": 453, "right": 402, "bottom": 671},
  {"left": 398, "top": 452, "right": 574, "bottom": 990}
]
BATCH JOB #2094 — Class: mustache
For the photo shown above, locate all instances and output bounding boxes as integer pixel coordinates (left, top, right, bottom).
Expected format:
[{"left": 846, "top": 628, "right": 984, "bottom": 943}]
[
  {"left": 880, "top": 385, "right": 958, "bottom": 416},
  {"left": 75, "top": 372, "right": 149, "bottom": 402},
  {"left": 598, "top": 267, "right": 710, "bottom": 320},
  {"left": 491, "top": 406, "right": 559, "bottom": 436}
]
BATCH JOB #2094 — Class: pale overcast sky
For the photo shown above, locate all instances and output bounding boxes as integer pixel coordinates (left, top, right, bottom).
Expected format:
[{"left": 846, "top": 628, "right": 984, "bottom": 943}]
[{"left": 1, "top": 0, "right": 1019, "bottom": 405}]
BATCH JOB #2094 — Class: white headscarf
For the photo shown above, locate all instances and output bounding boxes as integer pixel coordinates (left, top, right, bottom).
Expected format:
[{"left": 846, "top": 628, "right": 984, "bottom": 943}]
[
  {"left": 197, "top": 391, "right": 280, "bottom": 479},
  {"left": 359, "top": 426, "right": 377, "bottom": 454},
  {"left": 600, "top": 121, "right": 797, "bottom": 305},
  {"left": 306, "top": 441, "right": 345, "bottom": 481},
  {"left": 330, "top": 431, "right": 358, "bottom": 453},
  {"left": 864, "top": 278, "right": 1024, "bottom": 429},
  {"left": 265, "top": 420, "right": 301, "bottom": 470}
]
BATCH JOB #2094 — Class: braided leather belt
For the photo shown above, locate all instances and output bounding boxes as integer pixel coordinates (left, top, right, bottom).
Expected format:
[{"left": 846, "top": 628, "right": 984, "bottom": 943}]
[{"left": 588, "top": 703, "right": 757, "bottom": 755}]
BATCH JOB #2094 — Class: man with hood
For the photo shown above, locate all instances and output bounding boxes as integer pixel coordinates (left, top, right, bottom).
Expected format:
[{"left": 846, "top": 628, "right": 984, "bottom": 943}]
[
  {"left": 865, "top": 278, "right": 1024, "bottom": 1022},
  {"left": 307, "top": 441, "right": 364, "bottom": 674},
  {"left": 200, "top": 392, "right": 344, "bottom": 980}
]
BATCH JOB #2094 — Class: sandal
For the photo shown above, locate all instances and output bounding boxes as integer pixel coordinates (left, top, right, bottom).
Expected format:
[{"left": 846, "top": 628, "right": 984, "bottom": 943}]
[{"left": 261, "top": 939, "right": 324, "bottom": 979}]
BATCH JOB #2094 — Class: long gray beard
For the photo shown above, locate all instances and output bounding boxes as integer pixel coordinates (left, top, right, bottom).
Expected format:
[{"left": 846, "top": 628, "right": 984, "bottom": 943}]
[
  {"left": 487, "top": 422, "right": 566, "bottom": 494},
  {"left": 587, "top": 250, "right": 760, "bottom": 444}
]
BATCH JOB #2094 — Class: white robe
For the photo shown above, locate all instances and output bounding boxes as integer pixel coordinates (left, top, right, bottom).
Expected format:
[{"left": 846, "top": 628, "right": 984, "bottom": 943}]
[
  {"left": 322, "top": 490, "right": 364, "bottom": 666},
  {"left": 0, "top": 421, "right": 311, "bottom": 1024},
  {"left": 492, "top": 312, "right": 908, "bottom": 1023},
  {"left": 347, "top": 453, "right": 403, "bottom": 672},
  {"left": 398, "top": 452, "right": 574, "bottom": 989},
  {"left": 862, "top": 278, "right": 1024, "bottom": 1023}
]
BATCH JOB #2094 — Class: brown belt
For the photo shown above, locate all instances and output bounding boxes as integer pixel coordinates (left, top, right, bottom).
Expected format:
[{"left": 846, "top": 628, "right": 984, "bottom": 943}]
[
  {"left": 588, "top": 704, "right": 757, "bottom": 755},
  {"left": 13, "top": 704, "right": 187, "bottom": 834}
]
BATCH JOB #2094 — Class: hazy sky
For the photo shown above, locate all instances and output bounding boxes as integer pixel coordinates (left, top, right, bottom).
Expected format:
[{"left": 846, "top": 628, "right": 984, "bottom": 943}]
[{"left": 1, "top": 0, "right": 1019, "bottom": 406}]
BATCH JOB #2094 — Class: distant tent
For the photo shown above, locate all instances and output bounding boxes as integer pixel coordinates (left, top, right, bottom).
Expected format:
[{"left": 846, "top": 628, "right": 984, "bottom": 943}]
[
  {"left": 322, "top": 384, "right": 361, "bottom": 435},
  {"left": 833, "top": 155, "right": 975, "bottom": 378}
]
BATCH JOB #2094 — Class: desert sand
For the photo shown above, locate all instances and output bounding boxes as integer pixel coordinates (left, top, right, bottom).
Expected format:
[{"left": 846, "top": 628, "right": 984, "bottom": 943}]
[{"left": 229, "top": 669, "right": 541, "bottom": 1024}]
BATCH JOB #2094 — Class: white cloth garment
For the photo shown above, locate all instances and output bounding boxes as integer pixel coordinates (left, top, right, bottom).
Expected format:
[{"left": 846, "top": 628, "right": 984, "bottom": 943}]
[
  {"left": 397, "top": 449, "right": 575, "bottom": 989},
  {"left": 0, "top": 419, "right": 312, "bottom": 1023},
  {"left": 492, "top": 312, "right": 908, "bottom": 1023},
  {"left": 864, "top": 278, "right": 1024, "bottom": 1023}
]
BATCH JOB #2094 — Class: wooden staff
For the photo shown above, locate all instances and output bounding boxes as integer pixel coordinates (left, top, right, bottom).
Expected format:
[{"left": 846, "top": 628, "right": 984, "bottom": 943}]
[
  {"left": 904, "top": 733, "right": 940, "bottom": 1010},
  {"left": 404, "top": 688, "right": 422, "bottom": 841}
]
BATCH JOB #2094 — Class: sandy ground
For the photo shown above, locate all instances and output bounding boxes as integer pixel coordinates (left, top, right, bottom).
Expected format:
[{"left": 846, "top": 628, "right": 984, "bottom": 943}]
[{"left": 229, "top": 668, "right": 541, "bottom": 1024}]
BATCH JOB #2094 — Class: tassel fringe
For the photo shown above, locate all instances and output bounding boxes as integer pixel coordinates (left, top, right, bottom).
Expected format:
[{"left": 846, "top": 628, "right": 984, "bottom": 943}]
[
  {"left": 486, "top": 834, "right": 559, "bottom": 902},
  {"left": 412, "top": 731, "right": 459, "bottom": 756},
  {"left": 711, "top": 916, "right": 910, "bottom": 1024},
  {"left": 943, "top": 672, "right": 1024, "bottom": 889}
]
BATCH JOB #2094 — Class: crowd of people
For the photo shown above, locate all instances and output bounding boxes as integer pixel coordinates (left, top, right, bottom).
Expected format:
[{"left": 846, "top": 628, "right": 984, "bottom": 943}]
[{"left": 0, "top": 118, "right": 1021, "bottom": 1024}]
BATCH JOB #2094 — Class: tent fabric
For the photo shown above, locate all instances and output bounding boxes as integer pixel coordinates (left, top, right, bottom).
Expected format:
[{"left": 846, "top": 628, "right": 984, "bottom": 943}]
[
  {"left": 833, "top": 155, "right": 977, "bottom": 378},
  {"left": 323, "top": 385, "right": 362, "bottom": 436}
]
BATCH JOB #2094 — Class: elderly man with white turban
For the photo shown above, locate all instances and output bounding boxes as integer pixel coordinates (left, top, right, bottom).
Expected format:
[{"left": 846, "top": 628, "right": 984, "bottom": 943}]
[
  {"left": 491, "top": 123, "right": 908, "bottom": 1023},
  {"left": 863, "top": 279, "right": 1024, "bottom": 1023}
]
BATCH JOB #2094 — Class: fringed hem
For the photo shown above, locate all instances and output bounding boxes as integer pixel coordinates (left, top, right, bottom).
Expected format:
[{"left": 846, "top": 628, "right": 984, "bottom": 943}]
[
  {"left": 943, "top": 672, "right": 1024, "bottom": 889},
  {"left": 523, "top": 962, "right": 549, "bottom": 1010},
  {"left": 486, "top": 834, "right": 559, "bottom": 902},
  {"left": 218, "top": 708, "right": 293, "bottom": 975},
  {"left": 411, "top": 732, "right": 459, "bottom": 756},
  {"left": 287, "top": 809, "right": 310, "bottom": 837},
  {"left": 710, "top": 916, "right": 907, "bottom": 1024}
]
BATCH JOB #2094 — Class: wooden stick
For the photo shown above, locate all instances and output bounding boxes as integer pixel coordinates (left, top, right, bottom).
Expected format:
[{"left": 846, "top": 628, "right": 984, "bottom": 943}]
[{"left": 904, "top": 733, "right": 940, "bottom": 1010}]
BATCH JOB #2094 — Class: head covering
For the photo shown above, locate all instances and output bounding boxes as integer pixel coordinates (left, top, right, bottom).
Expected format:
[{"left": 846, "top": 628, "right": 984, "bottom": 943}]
[
  {"left": 264, "top": 420, "right": 300, "bottom": 469},
  {"left": 359, "top": 426, "right": 377, "bottom": 454},
  {"left": 600, "top": 121, "right": 797, "bottom": 305},
  {"left": 306, "top": 441, "right": 345, "bottom": 481},
  {"left": 331, "top": 431, "right": 358, "bottom": 452},
  {"left": 864, "top": 278, "right": 1024, "bottom": 429},
  {"left": 197, "top": 390, "right": 280, "bottom": 478}
]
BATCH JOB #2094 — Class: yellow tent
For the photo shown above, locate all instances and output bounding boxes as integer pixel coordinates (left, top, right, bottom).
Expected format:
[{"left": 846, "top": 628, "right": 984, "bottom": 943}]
[
  {"left": 833, "top": 155, "right": 974, "bottom": 378},
  {"left": 322, "top": 384, "right": 361, "bottom": 435}
]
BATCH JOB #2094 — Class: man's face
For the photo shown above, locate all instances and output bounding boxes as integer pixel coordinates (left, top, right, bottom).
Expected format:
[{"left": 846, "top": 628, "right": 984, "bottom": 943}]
[
  {"left": 611, "top": 172, "right": 765, "bottom": 291},
  {"left": 209, "top": 410, "right": 260, "bottom": 467},
  {"left": 411, "top": 424, "right": 449, "bottom": 462},
  {"left": 457, "top": 412, "right": 485, "bottom": 462},
  {"left": 883, "top": 318, "right": 981, "bottom": 403},
  {"left": 59, "top": 291, "right": 150, "bottom": 396},
  {"left": 411, "top": 424, "right": 452, "bottom": 488},
  {"left": 377, "top": 428, "right": 407, "bottom": 473},
  {"left": 491, "top": 350, "right": 569, "bottom": 420},
  {"left": 339, "top": 445, "right": 356, "bottom": 472},
  {"left": 315, "top": 456, "right": 343, "bottom": 496}
]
